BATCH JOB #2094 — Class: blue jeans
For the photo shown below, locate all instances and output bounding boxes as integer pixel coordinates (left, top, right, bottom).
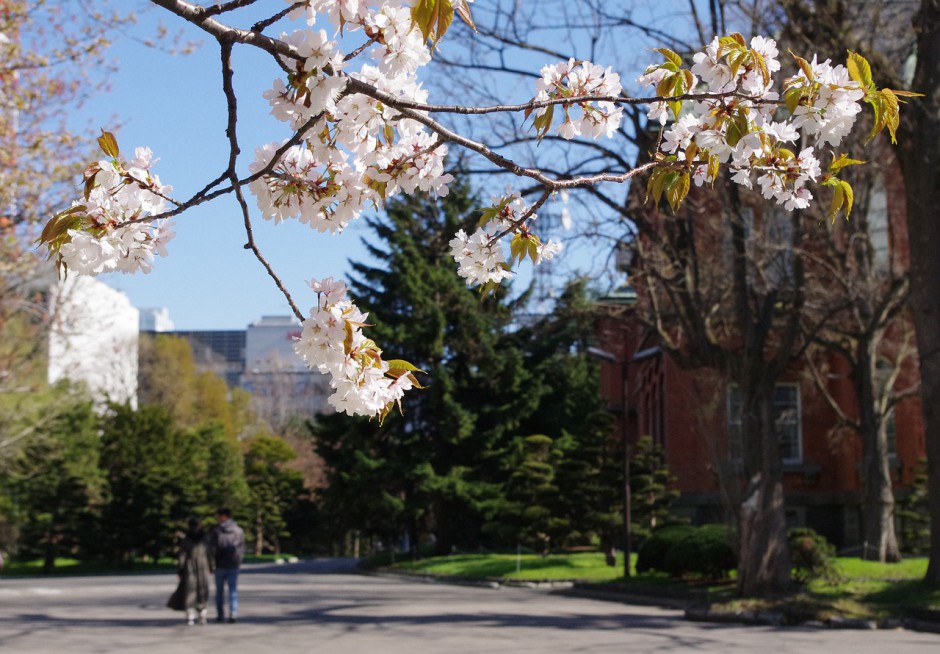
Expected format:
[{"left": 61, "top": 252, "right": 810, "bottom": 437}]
[{"left": 215, "top": 567, "right": 239, "bottom": 619}]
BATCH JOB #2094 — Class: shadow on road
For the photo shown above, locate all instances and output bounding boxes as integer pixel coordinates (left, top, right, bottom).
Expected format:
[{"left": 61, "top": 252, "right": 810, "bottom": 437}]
[
  {"left": 240, "top": 557, "right": 360, "bottom": 576},
  {"left": 0, "top": 605, "right": 687, "bottom": 633}
]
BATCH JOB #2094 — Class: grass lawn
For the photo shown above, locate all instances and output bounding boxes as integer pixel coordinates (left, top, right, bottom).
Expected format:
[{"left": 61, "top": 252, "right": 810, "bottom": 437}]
[
  {"left": 385, "top": 552, "right": 940, "bottom": 621},
  {"left": 393, "top": 551, "right": 633, "bottom": 582}
]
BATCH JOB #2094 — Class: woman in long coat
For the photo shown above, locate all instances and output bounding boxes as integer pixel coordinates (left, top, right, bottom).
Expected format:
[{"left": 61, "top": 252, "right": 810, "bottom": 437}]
[{"left": 177, "top": 517, "right": 213, "bottom": 625}]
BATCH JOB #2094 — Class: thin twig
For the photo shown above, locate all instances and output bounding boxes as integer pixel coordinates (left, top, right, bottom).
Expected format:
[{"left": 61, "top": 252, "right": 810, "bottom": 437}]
[{"left": 218, "top": 36, "right": 303, "bottom": 322}]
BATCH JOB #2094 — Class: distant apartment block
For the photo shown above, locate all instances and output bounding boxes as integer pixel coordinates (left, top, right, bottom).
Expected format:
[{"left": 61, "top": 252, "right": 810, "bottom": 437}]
[
  {"left": 144, "top": 314, "right": 332, "bottom": 424},
  {"left": 169, "top": 329, "right": 246, "bottom": 389}
]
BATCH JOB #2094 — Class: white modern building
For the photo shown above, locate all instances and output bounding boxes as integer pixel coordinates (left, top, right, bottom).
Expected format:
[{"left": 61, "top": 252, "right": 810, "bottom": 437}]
[
  {"left": 47, "top": 275, "right": 139, "bottom": 407},
  {"left": 139, "top": 307, "right": 175, "bottom": 332}
]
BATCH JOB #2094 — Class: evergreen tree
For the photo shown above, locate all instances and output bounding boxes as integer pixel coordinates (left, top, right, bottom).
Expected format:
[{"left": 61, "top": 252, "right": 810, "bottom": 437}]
[
  {"left": 314, "top": 188, "right": 624, "bottom": 557},
  {"left": 629, "top": 435, "right": 681, "bottom": 546},
  {"left": 899, "top": 459, "right": 930, "bottom": 555},
  {"left": 194, "top": 422, "right": 250, "bottom": 514},
  {"left": 514, "top": 279, "right": 621, "bottom": 551},
  {"left": 97, "top": 404, "right": 244, "bottom": 564},
  {"left": 313, "top": 180, "right": 530, "bottom": 555},
  {"left": 484, "top": 433, "right": 567, "bottom": 555},
  {"left": 11, "top": 394, "right": 104, "bottom": 571},
  {"left": 244, "top": 434, "right": 304, "bottom": 555}
]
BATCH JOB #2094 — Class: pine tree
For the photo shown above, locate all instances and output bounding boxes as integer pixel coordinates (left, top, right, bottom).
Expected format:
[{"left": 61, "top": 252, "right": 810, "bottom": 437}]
[
  {"left": 629, "top": 435, "right": 681, "bottom": 546},
  {"left": 514, "top": 279, "right": 621, "bottom": 551},
  {"left": 244, "top": 434, "right": 304, "bottom": 556},
  {"left": 899, "top": 458, "right": 930, "bottom": 555},
  {"left": 12, "top": 391, "right": 105, "bottom": 571},
  {"left": 313, "top": 181, "right": 531, "bottom": 556}
]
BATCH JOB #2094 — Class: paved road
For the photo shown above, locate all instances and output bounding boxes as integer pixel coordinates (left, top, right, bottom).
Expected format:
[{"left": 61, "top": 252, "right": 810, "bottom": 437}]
[{"left": 1, "top": 559, "right": 938, "bottom": 653}]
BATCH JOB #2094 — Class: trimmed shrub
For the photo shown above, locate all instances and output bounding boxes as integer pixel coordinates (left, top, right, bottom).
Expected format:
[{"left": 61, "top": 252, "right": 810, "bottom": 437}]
[
  {"left": 662, "top": 524, "right": 736, "bottom": 579},
  {"left": 636, "top": 525, "right": 696, "bottom": 573},
  {"left": 788, "top": 527, "right": 841, "bottom": 583}
]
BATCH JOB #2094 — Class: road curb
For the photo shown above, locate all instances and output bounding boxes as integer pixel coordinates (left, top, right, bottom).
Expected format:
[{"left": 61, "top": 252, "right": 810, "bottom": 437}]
[{"left": 362, "top": 567, "right": 940, "bottom": 635}]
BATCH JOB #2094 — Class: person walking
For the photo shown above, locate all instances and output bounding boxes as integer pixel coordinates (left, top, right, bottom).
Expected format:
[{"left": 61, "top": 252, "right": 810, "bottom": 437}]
[
  {"left": 210, "top": 507, "right": 245, "bottom": 623},
  {"left": 177, "top": 517, "right": 212, "bottom": 626}
]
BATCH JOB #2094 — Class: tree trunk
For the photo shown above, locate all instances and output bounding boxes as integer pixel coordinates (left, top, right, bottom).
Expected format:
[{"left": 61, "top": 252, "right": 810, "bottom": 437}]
[
  {"left": 255, "top": 516, "right": 263, "bottom": 556},
  {"left": 43, "top": 538, "right": 55, "bottom": 574},
  {"left": 736, "top": 381, "right": 791, "bottom": 596},
  {"left": 897, "top": 0, "right": 940, "bottom": 586},
  {"left": 857, "top": 344, "right": 902, "bottom": 562}
]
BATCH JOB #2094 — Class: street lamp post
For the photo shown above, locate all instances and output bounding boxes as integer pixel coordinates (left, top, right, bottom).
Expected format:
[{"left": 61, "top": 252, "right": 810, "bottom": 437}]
[{"left": 588, "top": 346, "right": 631, "bottom": 578}]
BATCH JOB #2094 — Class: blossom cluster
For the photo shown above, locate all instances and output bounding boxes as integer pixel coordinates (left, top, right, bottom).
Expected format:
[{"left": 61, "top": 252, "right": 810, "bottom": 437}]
[
  {"left": 449, "top": 192, "right": 562, "bottom": 287},
  {"left": 50, "top": 144, "right": 175, "bottom": 275},
  {"left": 256, "top": 1, "right": 453, "bottom": 234},
  {"left": 293, "top": 277, "right": 418, "bottom": 418},
  {"left": 638, "top": 35, "right": 865, "bottom": 212},
  {"left": 532, "top": 59, "right": 624, "bottom": 140}
]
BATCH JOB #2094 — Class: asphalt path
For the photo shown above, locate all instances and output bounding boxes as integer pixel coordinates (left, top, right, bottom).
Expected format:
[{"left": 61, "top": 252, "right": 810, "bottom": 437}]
[{"left": 1, "top": 558, "right": 938, "bottom": 653}]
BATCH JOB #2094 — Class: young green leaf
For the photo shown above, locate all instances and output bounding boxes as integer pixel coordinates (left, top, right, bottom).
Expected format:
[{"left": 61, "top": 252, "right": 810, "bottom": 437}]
[
  {"left": 97, "top": 130, "right": 119, "bottom": 158},
  {"left": 665, "top": 171, "right": 690, "bottom": 213},
  {"left": 840, "top": 180, "right": 855, "bottom": 219},
  {"left": 829, "top": 153, "right": 866, "bottom": 173},
  {"left": 526, "top": 235, "right": 541, "bottom": 262},
  {"left": 828, "top": 182, "right": 845, "bottom": 221},
  {"left": 846, "top": 51, "right": 873, "bottom": 89},
  {"left": 654, "top": 47, "right": 683, "bottom": 68},
  {"left": 410, "top": 0, "right": 455, "bottom": 47},
  {"left": 510, "top": 233, "right": 525, "bottom": 262}
]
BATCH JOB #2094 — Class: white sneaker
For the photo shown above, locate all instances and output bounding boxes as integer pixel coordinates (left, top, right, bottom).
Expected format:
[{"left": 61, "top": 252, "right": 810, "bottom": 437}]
[{"left": 198, "top": 609, "right": 208, "bottom": 625}]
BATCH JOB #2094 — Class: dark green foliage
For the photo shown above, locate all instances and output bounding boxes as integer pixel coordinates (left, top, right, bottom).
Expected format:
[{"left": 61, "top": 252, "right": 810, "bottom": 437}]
[
  {"left": 198, "top": 423, "right": 250, "bottom": 511},
  {"left": 514, "top": 280, "right": 621, "bottom": 551},
  {"left": 630, "top": 435, "right": 681, "bottom": 546},
  {"left": 637, "top": 524, "right": 735, "bottom": 579},
  {"left": 313, "top": 184, "right": 620, "bottom": 556},
  {"left": 95, "top": 406, "right": 251, "bottom": 564},
  {"left": 97, "top": 404, "right": 211, "bottom": 563},
  {"left": 313, "top": 181, "right": 529, "bottom": 556},
  {"left": 1, "top": 365, "right": 318, "bottom": 564},
  {"left": 10, "top": 395, "right": 104, "bottom": 570},
  {"left": 899, "top": 459, "right": 930, "bottom": 555},
  {"left": 244, "top": 435, "right": 305, "bottom": 555},
  {"left": 663, "top": 524, "right": 736, "bottom": 579},
  {"left": 484, "top": 434, "right": 567, "bottom": 554},
  {"left": 789, "top": 527, "right": 841, "bottom": 584},
  {"left": 636, "top": 525, "right": 696, "bottom": 573}
]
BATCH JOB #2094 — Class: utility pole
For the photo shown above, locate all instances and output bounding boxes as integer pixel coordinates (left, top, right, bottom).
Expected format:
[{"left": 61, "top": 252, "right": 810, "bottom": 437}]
[{"left": 588, "top": 345, "right": 631, "bottom": 577}]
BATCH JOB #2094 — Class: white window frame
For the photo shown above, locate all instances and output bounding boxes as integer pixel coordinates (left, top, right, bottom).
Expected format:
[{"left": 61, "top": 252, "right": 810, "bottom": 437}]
[{"left": 727, "top": 383, "right": 803, "bottom": 464}]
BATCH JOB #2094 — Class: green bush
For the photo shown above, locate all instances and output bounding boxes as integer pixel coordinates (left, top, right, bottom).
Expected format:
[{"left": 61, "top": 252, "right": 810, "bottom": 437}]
[
  {"left": 789, "top": 527, "right": 841, "bottom": 583},
  {"left": 635, "top": 525, "right": 696, "bottom": 574},
  {"left": 662, "top": 524, "right": 736, "bottom": 579}
]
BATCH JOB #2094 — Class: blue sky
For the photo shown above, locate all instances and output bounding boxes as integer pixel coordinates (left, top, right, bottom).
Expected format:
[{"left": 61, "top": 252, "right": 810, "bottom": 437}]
[
  {"left": 90, "top": 8, "right": 374, "bottom": 329},
  {"left": 77, "top": 2, "right": 695, "bottom": 330}
]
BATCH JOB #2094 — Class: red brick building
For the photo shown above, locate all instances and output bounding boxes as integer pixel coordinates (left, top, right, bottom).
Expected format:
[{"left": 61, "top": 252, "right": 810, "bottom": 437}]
[{"left": 595, "top": 149, "right": 924, "bottom": 551}]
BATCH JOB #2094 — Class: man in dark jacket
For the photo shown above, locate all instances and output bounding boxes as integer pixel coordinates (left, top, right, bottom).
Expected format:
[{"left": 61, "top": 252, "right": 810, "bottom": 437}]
[{"left": 210, "top": 507, "right": 245, "bottom": 623}]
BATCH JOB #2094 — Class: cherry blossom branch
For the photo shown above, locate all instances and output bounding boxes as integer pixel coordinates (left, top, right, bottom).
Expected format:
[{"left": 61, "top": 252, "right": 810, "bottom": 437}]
[
  {"left": 120, "top": 112, "right": 324, "bottom": 228},
  {"left": 365, "top": 89, "right": 775, "bottom": 115},
  {"left": 252, "top": 3, "right": 305, "bottom": 33},
  {"left": 201, "top": 0, "right": 262, "bottom": 17},
  {"left": 218, "top": 35, "right": 303, "bottom": 322}
]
